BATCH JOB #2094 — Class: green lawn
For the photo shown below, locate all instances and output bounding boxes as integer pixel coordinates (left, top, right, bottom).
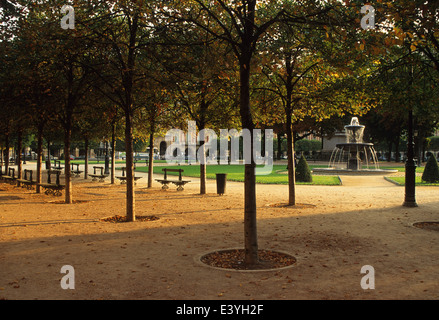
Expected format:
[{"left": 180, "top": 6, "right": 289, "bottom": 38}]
[
  {"left": 135, "top": 164, "right": 341, "bottom": 186},
  {"left": 382, "top": 165, "right": 439, "bottom": 186},
  {"left": 385, "top": 176, "right": 439, "bottom": 186},
  {"left": 380, "top": 166, "right": 425, "bottom": 173}
]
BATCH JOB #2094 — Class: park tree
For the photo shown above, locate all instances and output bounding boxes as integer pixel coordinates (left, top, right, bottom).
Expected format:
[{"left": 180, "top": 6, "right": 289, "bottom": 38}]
[
  {"left": 170, "top": 0, "right": 360, "bottom": 266},
  {"left": 363, "top": 41, "right": 439, "bottom": 164},
  {"left": 253, "top": 3, "right": 379, "bottom": 206},
  {"left": 80, "top": 0, "right": 169, "bottom": 221},
  {"left": 133, "top": 43, "right": 185, "bottom": 189},
  {"left": 0, "top": 23, "right": 46, "bottom": 181},
  {"left": 354, "top": 1, "right": 439, "bottom": 164},
  {"left": 137, "top": 86, "right": 173, "bottom": 189},
  {"left": 0, "top": 42, "right": 14, "bottom": 174},
  {"left": 7, "top": 0, "right": 100, "bottom": 203},
  {"left": 51, "top": 14, "right": 94, "bottom": 204},
  {"left": 141, "top": 93, "right": 164, "bottom": 189},
  {"left": 15, "top": 18, "right": 62, "bottom": 192},
  {"left": 156, "top": 24, "right": 239, "bottom": 194},
  {"left": 254, "top": 21, "right": 324, "bottom": 206},
  {"left": 171, "top": 0, "right": 288, "bottom": 265},
  {"left": 74, "top": 96, "right": 118, "bottom": 181}
]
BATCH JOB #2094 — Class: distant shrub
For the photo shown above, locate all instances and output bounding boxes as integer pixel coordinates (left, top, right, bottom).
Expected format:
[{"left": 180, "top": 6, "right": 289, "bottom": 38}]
[
  {"left": 295, "top": 139, "right": 322, "bottom": 153},
  {"left": 422, "top": 154, "right": 439, "bottom": 183},
  {"left": 427, "top": 136, "right": 439, "bottom": 151},
  {"left": 295, "top": 154, "right": 313, "bottom": 183}
]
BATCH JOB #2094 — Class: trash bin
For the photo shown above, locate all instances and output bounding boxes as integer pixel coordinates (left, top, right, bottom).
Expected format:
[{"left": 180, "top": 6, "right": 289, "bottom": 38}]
[
  {"left": 216, "top": 173, "right": 227, "bottom": 195},
  {"left": 45, "top": 160, "right": 51, "bottom": 170}
]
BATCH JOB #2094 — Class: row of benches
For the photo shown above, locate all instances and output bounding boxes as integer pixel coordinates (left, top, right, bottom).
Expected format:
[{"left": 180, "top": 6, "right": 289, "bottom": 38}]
[
  {"left": 0, "top": 165, "right": 191, "bottom": 192},
  {"left": 57, "top": 164, "right": 191, "bottom": 191},
  {"left": 1, "top": 168, "right": 65, "bottom": 196}
]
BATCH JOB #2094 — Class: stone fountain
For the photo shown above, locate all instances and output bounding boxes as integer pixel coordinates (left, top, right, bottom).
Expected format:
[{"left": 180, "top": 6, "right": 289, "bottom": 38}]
[{"left": 314, "top": 117, "right": 398, "bottom": 175}]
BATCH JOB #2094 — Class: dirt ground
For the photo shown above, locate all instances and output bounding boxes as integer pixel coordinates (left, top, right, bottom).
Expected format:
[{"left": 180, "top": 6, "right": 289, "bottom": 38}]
[{"left": 1, "top": 165, "right": 439, "bottom": 300}]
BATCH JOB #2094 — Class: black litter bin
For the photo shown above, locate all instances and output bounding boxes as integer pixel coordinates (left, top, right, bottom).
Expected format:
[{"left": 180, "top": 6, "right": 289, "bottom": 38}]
[
  {"left": 216, "top": 173, "right": 227, "bottom": 195},
  {"left": 45, "top": 160, "right": 51, "bottom": 170}
]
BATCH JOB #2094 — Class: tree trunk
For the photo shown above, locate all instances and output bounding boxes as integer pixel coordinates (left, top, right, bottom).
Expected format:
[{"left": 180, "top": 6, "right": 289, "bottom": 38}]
[
  {"left": 125, "top": 109, "right": 135, "bottom": 222},
  {"left": 111, "top": 124, "right": 116, "bottom": 185},
  {"left": 395, "top": 136, "right": 400, "bottom": 163},
  {"left": 64, "top": 70, "right": 74, "bottom": 204},
  {"left": 240, "top": 53, "right": 258, "bottom": 266},
  {"left": 387, "top": 141, "right": 393, "bottom": 162},
  {"left": 148, "top": 131, "right": 154, "bottom": 188},
  {"left": 122, "top": 12, "right": 138, "bottom": 222},
  {"left": 277, "top": 132, "right": 283, "bottom": 160},
  {"left": 199, "top": 122, "right": 207, "bottom": 195},
  {"left": 286, "top": 115, "right": 296, "bottom": 206},
  {"left": 17, "top": 130, "right": 23, "bottom": 187},
  {"left": 4, "top": 132, "right": 9, "bottom": 175},
  {"left": 200, "top": 145, "right": 207, "bottom": 194},
  {"left": 36, "top": 125, "right": 43, "bottom": 193},
  {"left": 64, "top": 122, "right": 73, "bottom": 204},
  {"left": 47, "top": 140, "right": 51, "bottom": 169},
  {"left": 285, "top": 53, "right": 296, "bottom": 206},
  {"left": 84, "top": 138, "right": 89, "bottom": 180}
]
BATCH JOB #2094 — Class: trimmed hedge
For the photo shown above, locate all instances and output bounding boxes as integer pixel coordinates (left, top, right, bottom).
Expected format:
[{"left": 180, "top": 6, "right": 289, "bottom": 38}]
[
  {"left": 422, "top": 154, "right": 439, "bottom": 183},
  {"left": 295, "top": 155, "right": 313, "bottom": 183}
]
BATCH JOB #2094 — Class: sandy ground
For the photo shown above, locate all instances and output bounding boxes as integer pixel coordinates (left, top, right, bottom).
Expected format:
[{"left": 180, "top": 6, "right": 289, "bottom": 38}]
[{"left": 1, "top": 163, "right": 439, "bottom": 300}]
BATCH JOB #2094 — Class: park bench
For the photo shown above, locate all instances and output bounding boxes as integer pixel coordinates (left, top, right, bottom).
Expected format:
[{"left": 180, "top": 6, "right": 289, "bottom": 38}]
[
  {"left": 89, "top": 166, "right": 108, "bottom": 182},
  {"left": 52, "top": 160, "right": 64, "bottom": 171},
  {"left": 2, "top": 168, "right": 16, "bottom": 185},
  {"left": 71, "top": 163, "right": 83, "bottom": 177},
  {"left": 16, "top": 169, "right": 36, "bottom": 190},
  {"left": 156, "top": 168, "right": 190, "bottom": 191},
  {"left": 37, "top": 170, "right": 65, "bottom": 196},
  {"left": 116, "top": 167, "right": 142, "bottom": 185}
]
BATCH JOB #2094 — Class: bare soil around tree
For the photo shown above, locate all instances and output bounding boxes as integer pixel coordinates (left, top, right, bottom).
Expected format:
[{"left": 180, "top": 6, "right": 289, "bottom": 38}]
[{"left": 1, "top": 169, "right": 439, "bottom": 300}]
